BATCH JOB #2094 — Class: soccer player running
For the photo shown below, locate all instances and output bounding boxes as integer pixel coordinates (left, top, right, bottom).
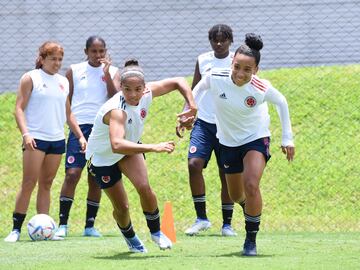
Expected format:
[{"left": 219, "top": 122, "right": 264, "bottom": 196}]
[
  {"left": 85, "top": 59, "right": 197, "bottom": 252},
  {"left": 180, "top": 33, "right": 295, "bottom": 256},
  {"left": 4, "top": 41, "right": 84, "bottom": 242},
  {"left": 182, "top": 24, "right": 237, "bottom": 236},
  {"left": 55, "top": 36, "right": 120, "bottom": 238}
]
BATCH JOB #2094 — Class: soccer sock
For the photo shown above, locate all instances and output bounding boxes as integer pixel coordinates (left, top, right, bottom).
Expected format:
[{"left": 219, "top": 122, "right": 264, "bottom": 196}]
[
  {"left": 244, "top": 212, "right": 261, "bottom": 243},
  {"left": 143, "top": 208, "right": 160, "bottom": 234},
  {"left": 59, "top": 196, "right": 74, "bottom": 225},
  {"left": 117, "top": 221, "right": 135, "bottom": 238},
  {"left": 85, "top": 199, "right": 100, "bottom": 228},
  {"left": 12, "top": 212, "right": 26, "bottom": 232},
  {"left": 192, "top": 194, "right": 207, "bottom": 220},
  {"left": 222, "top": 203, "right": 234, "bottom": 226}
]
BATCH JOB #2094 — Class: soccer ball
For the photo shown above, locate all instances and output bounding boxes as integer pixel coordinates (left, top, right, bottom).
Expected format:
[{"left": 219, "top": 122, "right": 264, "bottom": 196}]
[{"left": 27, "top": 214, "right": 57, "bottom": 241}]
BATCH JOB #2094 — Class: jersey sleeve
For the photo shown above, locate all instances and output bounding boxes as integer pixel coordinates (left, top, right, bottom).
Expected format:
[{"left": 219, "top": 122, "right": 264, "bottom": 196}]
[
  {"left": 264, "top": 86, "right": 294, "bottom": 146},
  {"left": 192, "top": 73, "right": 211, "bottom": 106}
]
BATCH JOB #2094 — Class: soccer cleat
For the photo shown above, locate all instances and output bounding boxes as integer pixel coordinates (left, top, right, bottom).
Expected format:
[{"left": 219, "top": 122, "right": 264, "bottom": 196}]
[
  {"left": 151, "top": 231, "right": 172, "bottom": 250},
  {"left": 124, "top": 235, "right": 147, "bottom": 253},
  {"left": 55, "top": 224, "right": 68, "bottom": 237},
  {"left": 51, "top": 235, "right": 65, "bottom": 241},
  {"left": 83, "top": 227, "right": 102, "bottom": 237},
  {"left": 4, "top": 230, "right": 20, "bottom": 243},
  {"left": 185, "top": 218, "right": 211, "bottom": 236},
  {"left": 242, "top": 239, "right": 257, "bottom": 256},
  {"left": 221, "top": 224, "right": 237, "bottom": 236}
]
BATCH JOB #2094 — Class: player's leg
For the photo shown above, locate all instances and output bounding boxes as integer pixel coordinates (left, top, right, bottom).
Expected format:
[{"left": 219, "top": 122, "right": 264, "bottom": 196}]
[
  {"left": 4, "top": 148, "right": 45, "bottom": 242},
  {"left": 186, "top": 119, "right": 214, "bottom": 235},
  {"left": 82, "top": 173, "right": 102, "bottom": 237},
  {"left": 119, "top": 154, "right": 172, "bottom": 250}
]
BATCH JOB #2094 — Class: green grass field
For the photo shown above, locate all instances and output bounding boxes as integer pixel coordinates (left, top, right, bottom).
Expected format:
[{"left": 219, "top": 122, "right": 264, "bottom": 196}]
[
  {"left": 0, "top": 65, "right": 359, "bottom": 269},
  {"left": 1, "top": 232, "right": 359, "bottom": 270}
]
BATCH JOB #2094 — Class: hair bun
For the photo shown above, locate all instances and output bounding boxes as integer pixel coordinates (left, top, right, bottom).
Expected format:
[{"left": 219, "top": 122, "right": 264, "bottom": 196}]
[
  {"left": 124, "top": 58, "right": 139, "bottom": 67},
  {"left": 245, "top": 33, "right": 263, "bottom": 51}
]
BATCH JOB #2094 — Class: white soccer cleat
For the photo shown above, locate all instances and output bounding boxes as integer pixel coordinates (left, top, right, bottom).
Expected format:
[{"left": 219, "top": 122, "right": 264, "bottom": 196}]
[
  {"left": 124, "top": 235, "right": 148, "bottom": 253},
  {"left": 54, "top": 224, "right": 68, "bottom": 237},
  {"left": 151, "top": 231, "right": 172, "bottom": 250},
  {"left": 185, "top": 219, "right": 211, "bottom": 236},
  {"left": 221, "top": 225, "right": 237, "bottom": 236},
  {"left": 4, "top": 230, "right": 20, "bottom": 243}
]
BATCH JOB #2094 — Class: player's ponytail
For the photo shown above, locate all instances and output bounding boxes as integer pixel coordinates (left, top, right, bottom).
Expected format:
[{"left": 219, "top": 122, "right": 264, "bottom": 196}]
[{"left": 235, "top": 33, "right": 263, "bottom": 66}]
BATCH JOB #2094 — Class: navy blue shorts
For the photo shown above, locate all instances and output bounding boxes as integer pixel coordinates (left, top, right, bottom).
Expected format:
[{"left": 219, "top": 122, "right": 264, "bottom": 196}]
[
  {"left": 65, "top": 124, "right": 93, "bottom": 169},
  {"left": 87, "top": 161, "right": 122, "bottom": 189},
  {"left": 220, "top": 137, "right": 271, "bottom": 174},
  {"left": 23, "top": 138, "right": 65, "bottom": 155},
  {"left": 188, "top": 118, "right": 221, "bottom": 168}
]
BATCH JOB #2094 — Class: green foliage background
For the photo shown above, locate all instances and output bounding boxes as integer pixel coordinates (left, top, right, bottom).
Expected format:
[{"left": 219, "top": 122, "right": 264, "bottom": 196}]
[{"left": 0, "top": 65, "right": 359, "bottom": 236}]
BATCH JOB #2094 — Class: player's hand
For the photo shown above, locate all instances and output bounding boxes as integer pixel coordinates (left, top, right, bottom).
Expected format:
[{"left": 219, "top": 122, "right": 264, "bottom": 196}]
[
  {"left": 23, "top": 134, "right": 36, "bottom": 151},
  {"left": 176, "top": 107, "right": 197, "bottom": 138},
  {"left": 154, "top": 141, "right": 175, "bottom": 153},
  {"left": 78, "top": 136, "right": 88, "bottom": 153},
  {"left": 100, "top": 54, "right": 112, "bottom": 74},
  {"left": 281, "top": 145, "right": 295, "bottom": 162}
]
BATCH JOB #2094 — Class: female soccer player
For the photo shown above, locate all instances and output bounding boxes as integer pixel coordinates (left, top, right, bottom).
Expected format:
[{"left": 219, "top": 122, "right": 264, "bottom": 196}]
[
  {"left": 182, "top": 24, "right": 237, "bottom": 236},
  {"left": 4, "top": 41, "right": 83, "bottom": 242},
  {"left": 55, "top": 36, "right": 120, "bottom": 238},
  {"left": 85, "top": 59, "right": 197, "bottom": 252},
  {"left": 184, "top": 33, "right": 295, "bottom": 256}
]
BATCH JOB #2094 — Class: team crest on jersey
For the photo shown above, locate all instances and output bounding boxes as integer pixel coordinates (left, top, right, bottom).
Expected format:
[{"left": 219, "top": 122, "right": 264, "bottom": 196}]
[
  {"left": 59, "top": 83, "right": 65, "bottom": 91},
  {"left": 67, "top": 156, "right": 75, "bottom": 164},
  {"left": 101, "top": 75, "right": 106, "bottom": 82},
  {"left": 101, "top": 176, "right": 111, "bottom": 183},
  {"left": 189, "top": 145, "right": 197, "bottom": 154},
  {"left": 244, "top": 96, "right": 257, "bottom": 107},
  {"left": 140, "top": 108, "right": 147, "bottom": 119}
]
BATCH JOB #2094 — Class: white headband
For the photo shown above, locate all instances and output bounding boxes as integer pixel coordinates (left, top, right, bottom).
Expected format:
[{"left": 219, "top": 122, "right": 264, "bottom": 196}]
[{"left": 121, "top": 70, "right": 144, "bottom": 81}]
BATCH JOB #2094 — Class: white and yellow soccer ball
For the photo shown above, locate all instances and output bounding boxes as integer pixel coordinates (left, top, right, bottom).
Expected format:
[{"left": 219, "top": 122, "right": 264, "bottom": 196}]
[{"left": 27, "top": 214, "right": 57, "bottom": 241}]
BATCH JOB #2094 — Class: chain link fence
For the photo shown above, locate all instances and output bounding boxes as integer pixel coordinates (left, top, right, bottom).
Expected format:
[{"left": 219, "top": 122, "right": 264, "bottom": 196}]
[{"left": 0, "top": 0, "right": 359, "bottom": 235}]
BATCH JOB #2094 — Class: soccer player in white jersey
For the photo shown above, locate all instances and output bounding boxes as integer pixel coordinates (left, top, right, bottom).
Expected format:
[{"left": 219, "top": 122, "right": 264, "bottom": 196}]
[
  {"left": 4, "top": 41, "right": 84, "bottom": 242},
  {"left": 55, "top": 36, "right": 120, "bottom": 238},
  {"left": 85, "top": 59, "right": 197, "bottom": 252},
  {"left": 181, "top": 33, "right": 295, "bottom": 256},
  {"left": 181, "top": 24, "right": 237, "bottom": 237}
]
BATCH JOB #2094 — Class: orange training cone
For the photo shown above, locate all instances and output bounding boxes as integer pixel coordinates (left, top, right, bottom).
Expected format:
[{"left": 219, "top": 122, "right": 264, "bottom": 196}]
[{"left": 161, "top": 201, "right": 176, "bottom": 243}]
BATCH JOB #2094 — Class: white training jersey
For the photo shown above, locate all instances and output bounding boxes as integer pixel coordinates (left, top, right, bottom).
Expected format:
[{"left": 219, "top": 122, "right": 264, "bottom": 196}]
[
  {"left": 25, "top": 69, "right": 69, "bottom": 141},
  {"left": 196, "top": 51, "right": 234, "bottom": 124},
  {"left": 193, "top": 68, "right": 293, "bottom": 147},
  {"left": 70, "top": 61, "right": 118, "bottom": 125},
  {"left": 86, "top": 90, "right": 152, "bottom": 166}
]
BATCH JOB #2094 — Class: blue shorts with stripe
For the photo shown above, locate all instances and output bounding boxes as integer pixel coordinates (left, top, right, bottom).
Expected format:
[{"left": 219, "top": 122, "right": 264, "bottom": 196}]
[
  {"left": 23, "top": 138, "right": 65, "bottom": 155},
  {"left": 87, "top": 161, "right": 122, "bottom": 189},
  {"left": 220, "top": 137, "right": 271, "bottom": 174},
  {"left": 188, "top": 118, "right": 221, "bottom": 168},
  {"left": 65, "top": 124, "right": 93, "bottom": 170}
]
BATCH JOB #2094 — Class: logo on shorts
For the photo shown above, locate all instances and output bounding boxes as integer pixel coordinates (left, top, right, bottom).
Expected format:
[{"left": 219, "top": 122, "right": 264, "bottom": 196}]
[
  {"left": 67, "top": 156, "right": 75, "bottom": 164},
  {"left": 245, "top": 96, "right": 257, "bottom": 107},
  {"left": 101, "top": 176, "right": 111, "bottom": 183},
  {"left": 224, "top": 164, "right": 230, "bottom": 169},
  {"left": 189, "top": 145, "right": 197, "bottom": 154},
  {"left": 140, "top": 108, "right": 147, "bottom": 119}
]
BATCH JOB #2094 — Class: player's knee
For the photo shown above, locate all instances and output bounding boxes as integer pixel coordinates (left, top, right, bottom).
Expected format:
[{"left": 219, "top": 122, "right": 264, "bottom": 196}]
[
  {"left": 136, "top": 183, "right": 153, "bottom": 197},
  {"left": 113, "top": 204, "right": 129, "bottom": 218},
  {"left": 64, "top": 170, "right": 81, "bottom": 187},
  {"left": 188, "top": 159, "right": 203, "bottom": 175},
  {"left": 244, "top": 179, "right": 260, "bottom": 197}
]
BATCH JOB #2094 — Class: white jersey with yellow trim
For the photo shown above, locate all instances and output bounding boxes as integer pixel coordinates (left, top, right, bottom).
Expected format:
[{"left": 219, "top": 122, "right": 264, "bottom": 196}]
[
  {"left": 70, "top": 61, "right": 118, "bottom": 125},
  {"left": 196, "top": 51, "right": 234, "bottom": 124},
  {"left": 25, "top": 69, "right": 69, "bottom": 141},
  {"left": 86, "top": 90, "right": 152, "bottom": 166},
  {"left": 193, "top": 68, "right": 293, "bottom": 147}
]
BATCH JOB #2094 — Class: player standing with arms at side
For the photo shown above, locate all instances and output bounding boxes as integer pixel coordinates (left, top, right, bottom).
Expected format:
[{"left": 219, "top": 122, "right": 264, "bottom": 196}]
[
  {"left": 86, "top": 59, "right": 197, "bottom": 252},
  {"left": 4, "top": 41, "right": 83, "bottom": 242},
  {"left": 182, "top": 24, "right": 237, "bottom": 236},
  {"left": 55, "top": 36, "right": 120, "bottom": 238},
  {"left": 182, "top": 33, "right": 295, "bottom": 255}
]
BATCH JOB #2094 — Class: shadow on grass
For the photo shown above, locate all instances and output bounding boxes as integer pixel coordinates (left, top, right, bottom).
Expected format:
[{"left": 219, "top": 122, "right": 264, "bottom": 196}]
[{"left": 94, "top": 252, "right": 171, "bottom": 260}]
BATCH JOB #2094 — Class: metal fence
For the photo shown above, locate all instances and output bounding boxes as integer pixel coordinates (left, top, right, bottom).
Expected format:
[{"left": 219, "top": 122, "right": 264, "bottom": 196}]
[{"left": 0, "top": 0, "right": 359, "bottom": 236}]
